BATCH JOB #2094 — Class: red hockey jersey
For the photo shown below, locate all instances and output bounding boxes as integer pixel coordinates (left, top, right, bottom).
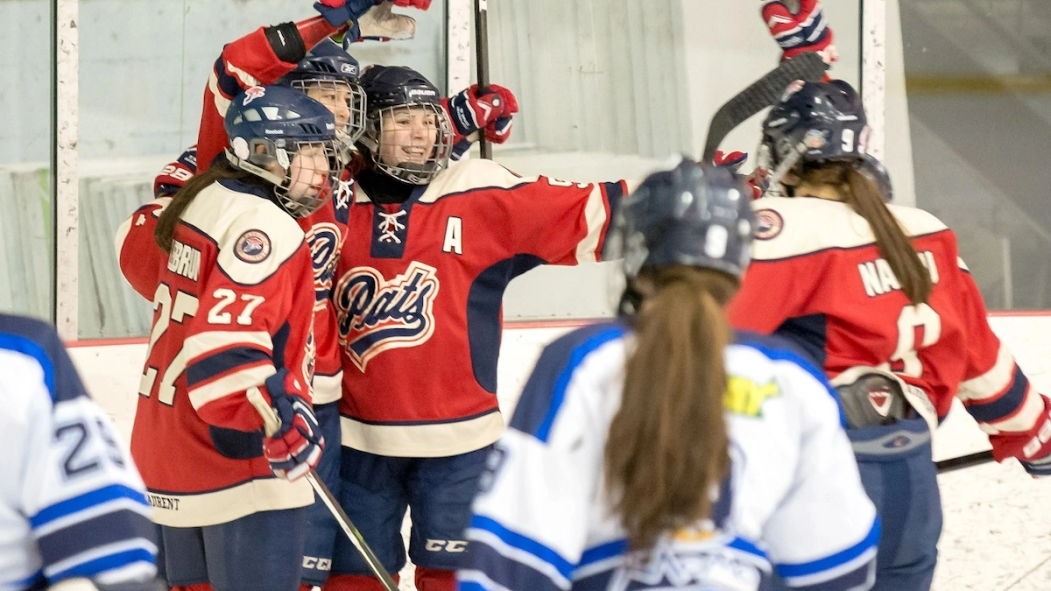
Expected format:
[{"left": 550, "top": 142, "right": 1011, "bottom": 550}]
[
  {"left": 333, "top": 159, "right": 629, "bottom": 457},
  {"left": 128, "top": 179, "right": 316, "bottom": 527},
  {"left": 728, "top": 196, "right": 1049, "bottom": 460},
  {"left": 118, "top": 159, "right": 353, "bottom": 404}
]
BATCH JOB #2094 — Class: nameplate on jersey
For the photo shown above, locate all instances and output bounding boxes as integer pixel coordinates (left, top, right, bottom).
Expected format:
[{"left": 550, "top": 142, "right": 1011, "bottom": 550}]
[
  {"left": 333, "top": 261, "right": 440, "bottom": 371},
  {"left": 858, "top": 250, "right": 939, "bottom": 298},
  {"left": 168, "top": 240, "right": 201, "bottom": 282}
]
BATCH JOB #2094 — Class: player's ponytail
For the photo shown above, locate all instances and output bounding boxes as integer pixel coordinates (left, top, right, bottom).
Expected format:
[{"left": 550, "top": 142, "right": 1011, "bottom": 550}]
[
  {"left": 798, "top": 162, "right": 932, "bottom": 305},
  {"left": 606, "top": 265, "right": 734, "bottom": 551},
  {"left": 155, "top": 159, "right": 257, "bottom": 252}
]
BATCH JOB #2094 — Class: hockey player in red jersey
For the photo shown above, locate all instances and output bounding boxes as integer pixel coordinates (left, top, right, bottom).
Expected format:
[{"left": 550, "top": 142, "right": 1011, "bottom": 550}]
[
  {"left": 129, "top": 86, "right": 335, "bottom": 591},
  {"left": 321, "top": 65, "right": 631, "bottom": 591},
  {"left": 729, "top": 80, "right": 1051, "bottom": 591}
]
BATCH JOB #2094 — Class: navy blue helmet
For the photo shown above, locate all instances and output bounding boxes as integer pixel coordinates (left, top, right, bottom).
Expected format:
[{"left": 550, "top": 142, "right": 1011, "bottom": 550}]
[
  {"left": 278, "top": 39, "right": 366, "bottom": 145},
  {"left": 224, "top": 85, "right": 339, "bottom": 218},
  {"left": 858, "top": 153, "right": 893, "bottom": 203},
  {"left": 761, "top": 79, "right": 870, "bottom": 171},
  {"left": 357, "top": 65, "right": 453, "bottom": 184},
  {"left": 604, "top": 159, "right": 756, "bottom": 285}
]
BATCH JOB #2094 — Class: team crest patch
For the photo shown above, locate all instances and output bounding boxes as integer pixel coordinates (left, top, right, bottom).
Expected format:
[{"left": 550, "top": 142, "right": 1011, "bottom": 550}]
[
  {"left": 754, "top": 209, "right": 783, "bottom": 240},
  {"left": 333, "top": 261, "right": 440, "bottom": 371},
  {"left": 235, "top": 230, "right": 272, "bottom": 263}
]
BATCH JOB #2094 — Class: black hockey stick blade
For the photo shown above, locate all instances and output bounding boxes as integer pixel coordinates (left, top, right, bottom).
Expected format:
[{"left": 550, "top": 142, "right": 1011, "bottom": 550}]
[
  {"left": 935, "top": 449, "right": 994, "bottom": 474},
  {"left": 701, "top": 52, "right": 829, "bottom": 162}
]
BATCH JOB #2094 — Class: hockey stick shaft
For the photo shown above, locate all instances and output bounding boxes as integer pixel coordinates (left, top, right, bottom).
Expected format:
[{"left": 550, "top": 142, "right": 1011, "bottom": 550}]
[
  {"left": 700, "top": 51, "right": 828, "bottom": 162},
  {"left": 935, "top": 449, "right": 994, "bottom": 474},
  {"left": 247, "top": 389, "right": 399, "bottom": 591},
  {"left": 475, "top": 0, "right": 493, "bottom": 159}
]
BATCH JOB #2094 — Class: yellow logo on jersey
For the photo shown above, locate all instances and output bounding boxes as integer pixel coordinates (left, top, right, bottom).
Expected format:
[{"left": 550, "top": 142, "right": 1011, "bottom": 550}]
[{"left": 723, "top": 377, "right": 780, "bottom": 417}]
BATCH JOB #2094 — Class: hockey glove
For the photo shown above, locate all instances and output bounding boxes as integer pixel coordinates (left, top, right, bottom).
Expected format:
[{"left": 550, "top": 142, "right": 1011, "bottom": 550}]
[
  {"left": 987, "top": 395, "right": 1051, "bottom": 477},
  {"left": 761, "top": 0, "right": 838, "bottom": 70},
  {"left": 153, "top": 146, "right": 198, "bottom": 198},
  {"left": 262, "top": 369, "right": 324, "bottom": 482},
  {"left": 314, "top": 0, "right": 381, "bottom": 28},
  {"left": 713, "top": 151, "right": 766, "bottom": 200},
  {"left": 713, "top": 150, "right": 748, "bottom": 174},
  {"left": 390, "top": 0, "right": 431, "bottom": 9},
  {"left": 443, "top": 84, "right": 519, "bottom": 160}
]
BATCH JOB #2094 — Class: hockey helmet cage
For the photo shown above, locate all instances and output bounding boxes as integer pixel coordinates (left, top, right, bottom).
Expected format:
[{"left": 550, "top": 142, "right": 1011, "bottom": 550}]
[
  {"left": 224, "top": 85, "right": 340, "bottom": 218},
  {"left": 279, "top": 39, "right": 367, "bottom": 146},
  {"left": 357, "top": 65, "right": 453, "bottom": 185}
]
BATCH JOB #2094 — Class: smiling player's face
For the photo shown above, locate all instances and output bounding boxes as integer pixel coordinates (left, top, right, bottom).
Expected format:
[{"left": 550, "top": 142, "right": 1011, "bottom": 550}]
[{"left": 378, "top": 107, "right": 439, "bottom": 167}]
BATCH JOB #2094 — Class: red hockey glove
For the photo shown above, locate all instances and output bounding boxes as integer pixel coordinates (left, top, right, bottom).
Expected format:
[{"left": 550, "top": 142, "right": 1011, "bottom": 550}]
[
  {"left": 989, "top": 395, "right": 1051, "bottom": 478},
  {"left": 314, "top": 0, "right": 381, "bottom": 28},
  {"left": 443, "top": 83, "right": 519, "bottom": 147},
  {"left": 262, "top": 369, "right": 324, "bottom": 482},
  {"left": 390, "top": 0, "right": 431, "bottom": 9},
  {"left": 713, "top": 151, "right": 766, "bottom": 200},
  {"left": 713, "top": 150, "right": 747, "bottom": 174},
  {"left": 762, "top": 0, "right": 838, "bottom": 70},
  {"left": 153, "top": 146, "right": 198, "bottom": 198}
]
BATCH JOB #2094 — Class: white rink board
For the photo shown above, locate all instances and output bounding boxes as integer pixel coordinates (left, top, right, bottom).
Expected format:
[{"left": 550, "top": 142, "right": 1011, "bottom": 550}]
[{"left": 71, "top": 315, "right": 1051, "bottom": 591}]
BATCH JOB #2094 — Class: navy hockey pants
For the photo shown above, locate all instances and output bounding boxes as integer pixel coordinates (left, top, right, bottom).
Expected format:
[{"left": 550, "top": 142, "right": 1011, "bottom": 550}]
[
  {"left": 160, "top": 505, "right": 308, "bottom": 591},
  {"left": 301, "top": 400, "right": 344, "bottom": 586},
  {"left": 330, "top": 445, "right": 494, "bottom": 576},
  {"left": 761, "top": 416, "right": 940, "bottom": 591},
  {"left": 848, "top": 416, "right": 942, "bottom": 591}
]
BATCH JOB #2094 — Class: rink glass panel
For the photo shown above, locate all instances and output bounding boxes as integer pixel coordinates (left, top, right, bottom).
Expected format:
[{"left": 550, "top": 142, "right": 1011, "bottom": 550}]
[
  {"left": 0, "top": 0, "right": 53, "bottom": 321},
  {"left": 900, "top": 0, "right": 1051, "bottom": 311},
  {"left": 74, "top": 0, "right": 446, "bottom": 339},
  {"left": 486, "top": 0, "right": 860, "bottom": 321}
]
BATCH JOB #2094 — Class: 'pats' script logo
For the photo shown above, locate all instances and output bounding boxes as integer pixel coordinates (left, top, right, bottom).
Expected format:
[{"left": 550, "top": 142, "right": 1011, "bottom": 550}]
[{"left": 333, "top": 262, "right": 439, "bottom": 371}]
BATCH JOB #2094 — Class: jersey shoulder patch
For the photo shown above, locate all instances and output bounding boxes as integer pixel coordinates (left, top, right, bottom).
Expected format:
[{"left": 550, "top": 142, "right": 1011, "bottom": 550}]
[
  {"left": 750, "top": 197, "right": 949, "bottom": 260},
  {"left": 418, "top": 159, "right": 532, "bottom": 204},
  {"left": 183, "top": 182, "right": 305, "bottom": 285}
]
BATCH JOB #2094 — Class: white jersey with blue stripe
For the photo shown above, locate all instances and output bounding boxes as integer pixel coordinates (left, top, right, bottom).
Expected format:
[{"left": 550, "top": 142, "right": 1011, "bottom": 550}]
[
  {"left": 0, "top": 314, "right": 156, "bottom": 591},
  {"left": 461, "top": 322, "right": 879, "bottom": 591}
]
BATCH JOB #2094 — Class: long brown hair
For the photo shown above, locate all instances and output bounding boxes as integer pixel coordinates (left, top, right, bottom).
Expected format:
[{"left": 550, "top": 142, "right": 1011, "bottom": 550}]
[
  {"left": 796, "top": 161, "right": 932, "bottom": 305},
  {"left": 154, "top": 158, "right": 260, "bottom": 252},
  {"left": 605, "top": 265, "right": 736, "bottom": 551}
]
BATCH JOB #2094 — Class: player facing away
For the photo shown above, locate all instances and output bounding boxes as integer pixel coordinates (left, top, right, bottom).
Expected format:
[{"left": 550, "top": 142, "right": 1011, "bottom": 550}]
[
  {"left": 459, "top": 160, "right": 879, "bottom": 591},
  {"left": 0, "top": 313, "right": 161, "bottom": 591},
  {"left": 128, "top": 86, "right": 337, "bottom": 591},
  {"left": 729, "top": 80, "right": 1051, "bottom": 591},
  {"left": 322, "top": 65, "right": 630, "bottom": 591}
]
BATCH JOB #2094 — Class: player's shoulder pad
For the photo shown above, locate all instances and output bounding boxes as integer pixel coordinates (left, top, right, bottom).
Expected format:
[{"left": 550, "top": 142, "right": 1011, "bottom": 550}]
[
  {"left": 419, "top": 158, "right": 536, "bottom": 203},
  {"left": 750, "top": 197, "right": 948, "bottom": 260},
  {"left": 509, "top": 321, "right": 629, "bottom": 442},
  {"left": 0, "top": 313, "right": 89, "bottom": 405},
  {"left": 182, "top": 181, "right": 306, "bottom": 286},
  {"left": 726, "top": 330, "right": 844, "bottom": 422}
]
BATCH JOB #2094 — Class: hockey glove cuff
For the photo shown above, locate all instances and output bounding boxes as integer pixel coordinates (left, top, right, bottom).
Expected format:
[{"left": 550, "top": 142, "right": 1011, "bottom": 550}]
[{"left": 262, "top": 369, "right": 324, "bottom": 482}]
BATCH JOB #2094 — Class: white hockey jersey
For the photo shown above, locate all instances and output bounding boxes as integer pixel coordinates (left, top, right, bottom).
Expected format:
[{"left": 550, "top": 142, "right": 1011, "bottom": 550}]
[
  {"left": 461, "top": 323, "right": 879, "bottom": 591},
  {"left": 0, "top": 314, "right": 156, "bottom": 591}
]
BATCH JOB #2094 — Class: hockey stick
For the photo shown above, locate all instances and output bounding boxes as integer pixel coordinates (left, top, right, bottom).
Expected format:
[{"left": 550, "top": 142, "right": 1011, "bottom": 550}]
[
  {"left": 935, "top": 449, "right": 994, "bottom": 474},
  {"left": 700, "top": 51, "right": 829, "bottom": 162},
  {"left": 247, "top": 389, "right": 399, "bottom": 591},
  {"left": 475, "top": 0, "right": 493, "bottom": 159}
]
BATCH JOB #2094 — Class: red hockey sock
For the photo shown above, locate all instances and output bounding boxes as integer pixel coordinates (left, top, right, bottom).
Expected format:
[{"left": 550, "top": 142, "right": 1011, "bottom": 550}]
[
  {"left": 414, "top": 567, "right": 455, "bottom": 591},
  {"left": 170, "top": 585, "right": 215, "bottom": 591},
  {"left": 322, "top": 573, "right": 400, "bottom": 591}
]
